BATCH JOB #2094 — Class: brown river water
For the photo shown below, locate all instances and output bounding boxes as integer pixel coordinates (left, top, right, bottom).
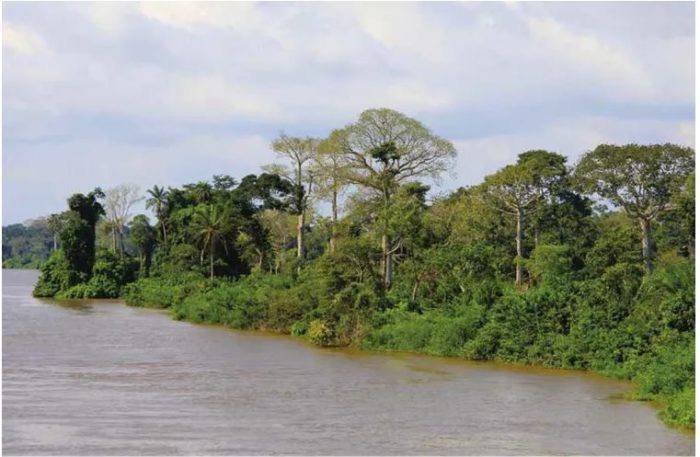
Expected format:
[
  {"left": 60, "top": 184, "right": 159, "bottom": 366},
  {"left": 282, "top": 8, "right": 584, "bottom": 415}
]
[{"left": 2, "top": 269, "right": 695, "bottom": 455}]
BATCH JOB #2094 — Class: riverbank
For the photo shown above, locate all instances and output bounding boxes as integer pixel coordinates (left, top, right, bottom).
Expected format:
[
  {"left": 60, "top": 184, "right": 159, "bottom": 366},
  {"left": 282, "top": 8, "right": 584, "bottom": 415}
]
[{"left": 120, "top": 267, "right": 695, "bottom": 432}]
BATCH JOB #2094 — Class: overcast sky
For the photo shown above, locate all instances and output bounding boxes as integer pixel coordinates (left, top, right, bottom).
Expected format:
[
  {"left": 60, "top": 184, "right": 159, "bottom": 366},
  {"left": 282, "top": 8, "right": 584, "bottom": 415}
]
[{"left": 3, "top": 1, "right": 695, "bottom": 225}]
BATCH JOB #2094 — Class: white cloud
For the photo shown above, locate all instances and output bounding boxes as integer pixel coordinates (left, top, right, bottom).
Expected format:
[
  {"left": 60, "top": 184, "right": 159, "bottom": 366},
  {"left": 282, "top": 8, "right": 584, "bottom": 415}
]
[
  {"left": 526, "top": 16, "right": 654, "bottom": 100},
  {"left": 448, "top": 116, "right": 696, "bottom": 189},
  {"left": 385, "top": 81, "right": 453, "bottom": 113},
  {"left": 3, "top": 133, "right": 277, "bottom": 223},
  {"left": 78, "top": 3, "right": 134, "bottom": 33},
  {"left": 2, "top": 2, "right": 694, "bottom": 223},
  {"left": 138, "top": 2, "right": 264, "bottom": 32},
  {"left": 2, "top": 22, "right": 46, "bottom": 55},
  {"left": 350, "top": 3, "right": 450, "bottom": 62},
  {"left": 165, "top": 75, "right": 282, "bottom": 122}
]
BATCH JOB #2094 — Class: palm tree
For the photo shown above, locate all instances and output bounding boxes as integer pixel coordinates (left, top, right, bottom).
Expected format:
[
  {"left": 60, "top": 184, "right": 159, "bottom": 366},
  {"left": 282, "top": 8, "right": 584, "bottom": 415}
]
[
  {"left": 146, "top": 185, "right": 169, "bottom": 245},
  {"left": 192, "top": 204, "right": 229, "bottom": 281}
]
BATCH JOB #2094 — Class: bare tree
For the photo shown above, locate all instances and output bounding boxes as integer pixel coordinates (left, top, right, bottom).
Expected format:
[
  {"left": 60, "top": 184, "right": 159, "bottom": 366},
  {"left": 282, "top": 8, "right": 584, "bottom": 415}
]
[
  {"left": 313, "top": 131, "right": 350, "bottom": 253},
  {"left": 270, "top": 133, "right": 319, "bottom": 263},
  {"left": 103, "top": 184, "right": 144, "bottom": 256}
]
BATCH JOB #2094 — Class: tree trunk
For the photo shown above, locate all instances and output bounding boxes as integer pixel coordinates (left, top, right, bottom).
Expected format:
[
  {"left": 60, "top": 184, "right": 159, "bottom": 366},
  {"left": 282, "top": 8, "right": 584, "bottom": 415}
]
[
  {"left": 209, "top": 242, "right": 214, "bottom": 281},
  {"left": 329, "top": 190, "right": 338, "bottom": 253},
  {"left": 112, "top": 226, "right": 117, "bottom": 253},
  {"left": 382, "top": 234, "right": 393, "bottom": 291},
  {"left": 515, "top": 206, "right": 524, "bottom": 285},
  {"left": 161, "top": 220, "right": 167, "bottom": 245},
  {"left": 297, "top": 212, "right": 305, "bottom": 259},
  {"left": 53, "top": 233, "right": 58, "bottom": 251},
  {"left": 689, "top": 238, "right": 695, "bottom": 259},
  {"left": 640, "top": 218, "right": 654, "bottom": 274},
  {"left": 411, "top": 273, "right": 422, "bottom": 301}
]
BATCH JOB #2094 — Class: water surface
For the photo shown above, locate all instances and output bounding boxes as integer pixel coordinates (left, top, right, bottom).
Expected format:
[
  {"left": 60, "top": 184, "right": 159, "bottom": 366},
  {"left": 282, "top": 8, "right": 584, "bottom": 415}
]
[{"left": 2, "top": 269, "right": 694, "bottom": 455}]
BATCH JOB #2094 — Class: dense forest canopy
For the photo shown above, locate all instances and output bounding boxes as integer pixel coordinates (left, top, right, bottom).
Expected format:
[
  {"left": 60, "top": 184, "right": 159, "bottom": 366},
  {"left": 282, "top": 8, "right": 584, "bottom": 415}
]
[
  {"left": 14, "top": 107, "right": 696, "bottom": 428},
  {"left": 2, "top": 220, "right": 54, "bottom": 268}
]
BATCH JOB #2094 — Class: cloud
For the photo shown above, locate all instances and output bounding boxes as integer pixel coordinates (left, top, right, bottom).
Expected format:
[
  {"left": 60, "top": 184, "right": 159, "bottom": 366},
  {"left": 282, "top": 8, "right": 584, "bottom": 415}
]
[
  {"left": 526, "top": 16, "right": 653, "bottom": 100},
  {"left": 2, "top": 22, "right": 47, "bottom": 55},
  {"left": 165, "top": 75, "right": 282, "bottom": 122},
  {"left": 448, "top": 116, "right": 696, "bottom": 190},
  {"left": 350, "top": 3, "right": 450, "bottom": 63},
  {"left": 77, "top": 3, "right": 134, "bottom": 33},
  {"left": 3, "top": 133, "right": 276, "bottom": 223},
  {"left": 138, "top": 2, "right": 264, "bottom": 32},
  {"left": 2, "top": 2, "right": 694, "bottom": 224}
]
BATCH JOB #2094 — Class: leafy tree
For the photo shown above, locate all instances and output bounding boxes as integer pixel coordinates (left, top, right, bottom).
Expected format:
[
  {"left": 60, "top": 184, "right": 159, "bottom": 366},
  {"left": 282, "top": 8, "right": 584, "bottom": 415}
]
[
  {"left": 483, "top": 151, "right": 567, "bottom": 284},
  {"left": 32, "top": 249, "right": 73, "bottom": 297},
  {"left": 63, "top": 188, "right": 105, "bottom": 281},
  {"left": 335, "top": 108, "right": 456, "bottom": 289},
  {"left": 314, "top": 131, "right": 350, "bottom": 252},
  {"left": 658, "top": 172, "right": 695, "bottom": 258},
  {"left": 129, "top": 214, "right": 156, "bottom": 276},
  {"left": 46, "top": 213, "right": 64, "bottom": 251},
  {"left": 575, "top": 143, "right": 694, "bottom": 273},
  {"left": 2, "top": 220, "right": 53, "bottom": 268},
  {"left": 257, "top": 209, "right": 296, "bottom": 274},
  {"left": 270, "top": 133, "right": 319, "bottom": 262}
]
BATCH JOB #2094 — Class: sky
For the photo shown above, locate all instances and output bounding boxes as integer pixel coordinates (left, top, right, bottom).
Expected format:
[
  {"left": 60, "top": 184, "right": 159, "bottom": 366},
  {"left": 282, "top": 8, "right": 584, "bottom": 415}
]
[{"left": 2, "top": 1, "right": 695, "bottom": 225}]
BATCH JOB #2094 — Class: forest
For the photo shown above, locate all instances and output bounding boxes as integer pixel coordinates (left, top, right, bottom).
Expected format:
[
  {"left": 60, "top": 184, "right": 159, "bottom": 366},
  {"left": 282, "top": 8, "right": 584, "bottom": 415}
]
[
  {"left": 2, "top": 220, "right": 54, "bottom": 268},
  {"left": 29, "top": 108, "right": 695, "bottom": 428}
]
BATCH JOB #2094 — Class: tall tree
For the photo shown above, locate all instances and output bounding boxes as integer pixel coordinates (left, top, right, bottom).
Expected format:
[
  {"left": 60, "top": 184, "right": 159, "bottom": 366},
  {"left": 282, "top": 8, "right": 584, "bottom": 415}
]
[
  {"left": 191, "top": 204, "right": 229, "bottom": 281},
  {"left": 482, "top": 150, "right": 567, "bottom": 285},
  {"left": 336, "top": 108, "right": 456, "bottom": 290},
  {"left": 104, "top": 184, "right": 143, "bottom": 256},
  {"left": 129, "top": 214, "right": 156, "bottom": 276},
  {"left": 62, "top": 188, "right": 105, "bottom": 282},
  {"left": 257, "top": 209, "right": 296, "bottom": 274},
  {"left": 314, "top": 131, "right": 349, "bottom": 253},
  {"left": 146, "top": 185, "right": 170, "bottom": 245},
  {"left": 575, "top": 143, "right": 694, "bottom": 274},
  {"left": 270, "top": 133, "right": 318, "bottom": 263},
  {"left": 46, "top": 213, "right": 64, "bottom": 251}
]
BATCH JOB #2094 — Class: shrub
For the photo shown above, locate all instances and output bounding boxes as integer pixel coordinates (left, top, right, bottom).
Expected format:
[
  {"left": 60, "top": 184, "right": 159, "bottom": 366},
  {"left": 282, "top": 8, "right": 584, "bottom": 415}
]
[
  {"left": 663, "top": 387, "right": 695, "bottom": 427},
  {"left": 308, "top": 319, "right": 334, "bottom": 346},
  {"left": 32, "top": 250, "right": 79, "bottom": 297}
]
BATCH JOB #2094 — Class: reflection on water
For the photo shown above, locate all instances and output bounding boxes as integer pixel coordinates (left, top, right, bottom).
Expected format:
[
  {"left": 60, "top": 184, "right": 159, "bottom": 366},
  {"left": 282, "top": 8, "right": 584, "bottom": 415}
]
[{"left": 2, "top": 269, "right": 695, "bottom": 456}]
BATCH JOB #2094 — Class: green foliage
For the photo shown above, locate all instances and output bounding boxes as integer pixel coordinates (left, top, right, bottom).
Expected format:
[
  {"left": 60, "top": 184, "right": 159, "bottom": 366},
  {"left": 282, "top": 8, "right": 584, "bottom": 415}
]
[
  {"left": 308, "top": 320, "right": 334, "bottom": 346},
  {"left": 56, "top": 250, "right": 137, "bottom": 298},
  {"left": 2, "top": 221, "right": 53, "bottom": 268},
  {"left": 62, "top": 188, "right": 105, "bottom": 279},
  {"left": 663, "top": 387, "right": 695, "bottom": 427},
  {"left": 14, "top": 130, "right": 696, "bottom": 429},
  {"left": 363, "top": 304, "right": 486, "bottom": 356},
  {"left": 527, "top": 244, "right": 571, "bottom": 283},
  {"left": 129, "top": 215, "right": 156, "bottom": 277},
  {"left": 32, "top": 250, "right": 75, "bottom": 297}
]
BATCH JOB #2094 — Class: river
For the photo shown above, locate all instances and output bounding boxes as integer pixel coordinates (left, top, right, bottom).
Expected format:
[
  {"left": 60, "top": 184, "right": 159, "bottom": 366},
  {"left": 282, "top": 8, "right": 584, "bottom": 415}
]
[{"left": 2, "top": 269, "right": 694, "bottom": 455}]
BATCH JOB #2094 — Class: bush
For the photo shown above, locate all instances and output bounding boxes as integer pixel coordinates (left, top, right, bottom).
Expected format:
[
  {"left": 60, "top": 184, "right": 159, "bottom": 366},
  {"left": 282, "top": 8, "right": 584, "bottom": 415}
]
[
  {"left": 663, "top": 387, "right": 695, "bottom": 427},
  {"left": 308, "top": 319, "right": 334, "bottom": 346},
  {"left": 291, "top": 320, "right": 308, "bottom": 336},
  {"left": 33, "top": 250, "right": 80, "bottom": 297}
]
